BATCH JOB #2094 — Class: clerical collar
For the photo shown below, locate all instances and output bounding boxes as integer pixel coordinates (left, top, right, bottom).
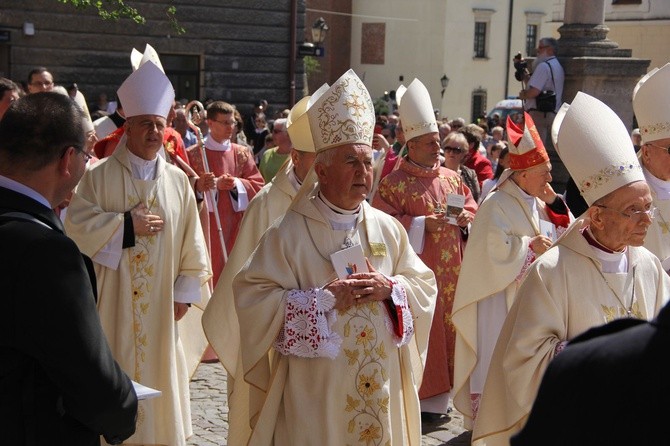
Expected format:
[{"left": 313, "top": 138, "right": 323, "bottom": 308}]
[
  {"left": 127, "top": 148, "right": 158, "bottom": 181},
  {"left": 582, "top": 226, "right": 627, "bottom": 255},
  {"left": 288, "top": 168, "right": 302, "bottom": 192},
  {"left": 205, "top": 135, "right": 231, "bottom": 152},
  {"left": 514, "top": 181, "right": 538, "bottom": 214},
  {"left": 314, "top": 192, "right": 360, "bottom": 230},
  {"left": 643, "top": 164, "right": 670, "bottom": 200}
]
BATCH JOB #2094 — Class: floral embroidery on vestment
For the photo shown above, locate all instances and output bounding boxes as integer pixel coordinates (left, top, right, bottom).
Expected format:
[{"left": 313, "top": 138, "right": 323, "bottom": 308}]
[{"left": 579, "top": 162, "right": 642, "bottom": 195}]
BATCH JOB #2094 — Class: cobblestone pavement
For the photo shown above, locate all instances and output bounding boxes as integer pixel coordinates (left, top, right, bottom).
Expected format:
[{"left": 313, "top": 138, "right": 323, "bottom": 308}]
[{"left": 188, "top": 362, "right": 472, "bottom": 445}]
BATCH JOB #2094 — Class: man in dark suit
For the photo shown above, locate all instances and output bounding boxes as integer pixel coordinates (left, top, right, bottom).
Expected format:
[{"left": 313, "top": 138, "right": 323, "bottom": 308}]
[
  {"left": 512, "top": 301, "right": 670, "bottom": 446},
  {"left": 0, "top": 92, "right": 138, "bottom": 445}
]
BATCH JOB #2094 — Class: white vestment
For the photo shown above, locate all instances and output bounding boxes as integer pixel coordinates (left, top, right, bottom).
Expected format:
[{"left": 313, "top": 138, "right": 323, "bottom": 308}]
[
  {"left": 643, "top": 166, "right": 670, "bottom": 268},
  {"left": 452, "top": 179, "right": 564, "bottom": 426},
  {"left": 233, "top": 186, "right": 437, "bottom": 445},
  {"left": 202, "top": 161, "right": 298, "bottom": 446},
  {"left": 65, "top": 143, "right": 211, "bottom": 446},
  {"left": 472, "top": 218, "right": 670, "bottom": 446}
]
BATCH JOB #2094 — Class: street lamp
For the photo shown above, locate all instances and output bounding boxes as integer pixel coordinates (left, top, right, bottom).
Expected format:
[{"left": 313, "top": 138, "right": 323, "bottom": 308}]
[
  {"left": 440, "top": 74, "right": 449, "bottom": 98},
  {"left": 311, "top": 17, "right": 329, "bottom": 46}
]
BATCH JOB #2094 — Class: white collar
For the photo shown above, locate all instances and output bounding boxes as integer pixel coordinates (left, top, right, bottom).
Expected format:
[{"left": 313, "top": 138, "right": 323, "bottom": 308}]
[
  {"left": 127, "top": 148, "right": 158, "bottom": 180},
  {"left": 643, "top": 164, "right": 670, "bottom": 200},
  {"left": 288, "top": 168, "right": 301, "bottom": 192},
  {"left": 0, "top": 174, "right": 51, "bottom": 209},
  {"left": 314, "top": 192, "right": 360, "bottom": 230},
  {"left": 205, "top": 135, "right": 231, "bottom": 152}
]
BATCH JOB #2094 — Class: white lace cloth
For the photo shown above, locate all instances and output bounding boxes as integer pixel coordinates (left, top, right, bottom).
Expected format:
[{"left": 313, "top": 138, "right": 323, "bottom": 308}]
[{"left": 274, "top": 279, "right": 414, "bottom": 358}]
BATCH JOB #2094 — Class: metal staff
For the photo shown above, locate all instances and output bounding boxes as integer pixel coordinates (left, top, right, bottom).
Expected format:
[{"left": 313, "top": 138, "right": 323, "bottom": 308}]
[{"left": 185, "top": 100, "right": 228, "bottom": 263}]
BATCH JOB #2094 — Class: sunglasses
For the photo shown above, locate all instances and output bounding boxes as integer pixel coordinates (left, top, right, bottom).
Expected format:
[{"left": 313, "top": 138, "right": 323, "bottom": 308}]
[{"left": 443, "top": 146, "right": 463, "bottom": 154}]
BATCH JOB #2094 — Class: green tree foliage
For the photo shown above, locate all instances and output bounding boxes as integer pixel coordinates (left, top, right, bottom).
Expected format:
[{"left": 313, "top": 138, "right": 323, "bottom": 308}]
[{"left": 57, "top": 0, "right": 185, "bottom": 34}]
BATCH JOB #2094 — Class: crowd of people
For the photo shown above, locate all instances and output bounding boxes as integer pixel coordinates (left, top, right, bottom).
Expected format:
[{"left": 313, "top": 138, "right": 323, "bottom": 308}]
[{"left": 2, "top": 37, "right": 670, "bottom": 446}]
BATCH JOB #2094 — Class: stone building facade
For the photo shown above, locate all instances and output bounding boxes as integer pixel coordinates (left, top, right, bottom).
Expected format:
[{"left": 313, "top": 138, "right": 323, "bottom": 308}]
[{"left": 0, "top": 0, "right": 308, "bottom": 117}]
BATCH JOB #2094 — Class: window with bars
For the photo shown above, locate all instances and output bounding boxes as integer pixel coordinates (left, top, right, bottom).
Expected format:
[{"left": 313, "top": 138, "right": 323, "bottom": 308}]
[
  {"left": 474, "top": 22, "right": 487, "bottom": 58},
  {"left": 526, "top": 24, "right": 538, "bottom": 57},
  {"left": 471, "top": 89, "right": 487, "bottom": 123}
]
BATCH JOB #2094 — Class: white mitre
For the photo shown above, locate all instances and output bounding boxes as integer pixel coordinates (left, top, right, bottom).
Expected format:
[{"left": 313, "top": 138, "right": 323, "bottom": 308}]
[
  {"left": 117, "top": 61, "right": 174, "bottom": 119},
  {"left": 306, "top": 69, "right": 375, "bottom": 153},
  {"left": 633, "top": 62, "right": 670, "bottom": 144},
  {"left": 287, "top": 83, "right": 329, "bottom": 152},
  {"left": 131, "top": 43, "right": 165, "bottom": 72},
  {"left": 399, "top": 78, "right": 438, "bottom": 141},
  {"left": 552, "top": 92, "right": 644, "bottom": 205}
]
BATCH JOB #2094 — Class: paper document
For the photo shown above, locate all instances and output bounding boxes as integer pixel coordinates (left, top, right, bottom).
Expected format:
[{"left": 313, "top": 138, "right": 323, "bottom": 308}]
[
  {"left": 330, "top": 244, "right": 368, "bottom": 279},
  {"left": 445, "top": 194, "right": 466, "bottom": 225},
  {"left": 132, "top": 380, "right": 162, "bottom": 400}
]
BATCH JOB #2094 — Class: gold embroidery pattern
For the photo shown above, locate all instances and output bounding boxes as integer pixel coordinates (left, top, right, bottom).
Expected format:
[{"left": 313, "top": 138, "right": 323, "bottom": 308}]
[
  {"left": 342, "top": 302, "right": 390, "bottom": 446},
  {"left": 601, "top": 300, "right": 642, "bottom": 322},
  {"left": 127, "top": 194, "right": 157, "bottom": 383}
]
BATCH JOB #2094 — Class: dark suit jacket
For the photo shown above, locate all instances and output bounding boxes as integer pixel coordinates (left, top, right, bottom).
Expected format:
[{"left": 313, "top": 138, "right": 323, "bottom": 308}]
[
  {"left": 0, "top": 186, "right": 137, "bottom": 446},
  {"left": 512, "top": 302, "right": 670, "bottom": 446}
]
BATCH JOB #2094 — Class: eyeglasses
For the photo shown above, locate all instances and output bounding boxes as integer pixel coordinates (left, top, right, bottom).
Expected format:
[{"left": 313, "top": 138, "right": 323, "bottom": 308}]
[
  {"left": 61, "top": 145, "right": 92, "bottom": 162},
  {"left": 211, "top": 119, "right": 237, "bottom": 126},
  {"left": 646, "top": 142, "right": 670, "bottom": 155},
  {"left": 595, "top": 204, "right": 657, "bottom": 220},
  {"left": 443, "top": 146, "right": 463, "bottom": 154}
]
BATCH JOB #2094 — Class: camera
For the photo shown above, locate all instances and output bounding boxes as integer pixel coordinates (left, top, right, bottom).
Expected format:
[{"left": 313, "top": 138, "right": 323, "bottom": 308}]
[{"left": 513, "top": 52, "right": 529, "bottom": 82}]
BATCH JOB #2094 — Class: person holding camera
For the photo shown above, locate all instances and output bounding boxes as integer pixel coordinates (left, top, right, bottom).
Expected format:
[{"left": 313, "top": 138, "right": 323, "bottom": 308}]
[{"left": 517, "top": 38, "right": 566, "bottom": 191}]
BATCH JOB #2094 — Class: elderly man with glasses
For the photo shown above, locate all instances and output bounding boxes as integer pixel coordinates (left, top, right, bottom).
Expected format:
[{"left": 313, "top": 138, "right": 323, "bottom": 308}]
[
  {"left": 633, "top": 62, "right": 670, "bottom": 270},
  {"left": 471, "top": 92, "right": 670, "bottom": 446}
]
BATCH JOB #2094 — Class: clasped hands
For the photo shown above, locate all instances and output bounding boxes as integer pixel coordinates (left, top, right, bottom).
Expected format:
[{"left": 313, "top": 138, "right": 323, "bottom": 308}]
[
  {"left": 326, "top": 259, "right": 392, "bottom": 311},
  {"left": 196, "top": 172, "right": 236, "bottom": 192},
  {"left": 425, "top": 209, "right": 474, "bottom": 232}
]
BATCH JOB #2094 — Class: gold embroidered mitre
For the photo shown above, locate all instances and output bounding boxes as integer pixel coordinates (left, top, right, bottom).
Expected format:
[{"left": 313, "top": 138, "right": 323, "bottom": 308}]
[
  {"left": 552, "top": 92, "right": 644, "bottom": 205},
  {"left": 633, "top": 62, "right": 670, "bottom": 143},
  {"left": 306, "top": 69, "right": 375, "bottom": 153}
]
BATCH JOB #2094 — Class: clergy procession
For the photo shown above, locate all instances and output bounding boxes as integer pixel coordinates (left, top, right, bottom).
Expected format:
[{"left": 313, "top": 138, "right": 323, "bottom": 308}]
[{"left": 2, "top": 36, "right": 670, "bottom": 446}]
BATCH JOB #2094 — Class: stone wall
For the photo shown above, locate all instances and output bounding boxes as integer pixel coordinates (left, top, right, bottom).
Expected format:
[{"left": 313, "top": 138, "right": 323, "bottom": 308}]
[{"left": 0, "top": 0, "right": 306, "bottom": 117}]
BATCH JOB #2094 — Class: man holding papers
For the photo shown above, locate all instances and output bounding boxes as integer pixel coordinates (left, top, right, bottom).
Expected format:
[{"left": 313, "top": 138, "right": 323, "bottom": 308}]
[
  {"left": 451, "top": 112, "right": 571, "bottom": 429},
  {"left": 233, "top": 69, "right": 436, "bottom": 445},
  {"left": 372, "top": 78, "right": 477, "bottom": 419}
]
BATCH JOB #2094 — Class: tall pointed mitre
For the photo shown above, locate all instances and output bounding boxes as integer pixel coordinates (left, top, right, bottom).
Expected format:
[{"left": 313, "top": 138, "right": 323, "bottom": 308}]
[
  {"left": 395, "top": 84, "right": 407, "bottom": 107},
  {"left": 306, "top": 69, "right": 375, "bottom": 153},
  {"left": 506, "top": 112, "right": 549, "bottom": 170},
  {"left": 552, "top": 92, "right": 644, "bottom": 205},
  {"left": 398, "top": 78, "right": 438, "bottom": 141},
  {"left": 633, "top": 62, "right": 670, "bottom": 143},
  {"left": 117, "top": 61, "right": 174, "bottom": 119},
  {"left": 130, "top": 43, "right": 165, "bottom": 73},
  {"left": 287, "top": 83, "right": 330, "bottom": 152}
]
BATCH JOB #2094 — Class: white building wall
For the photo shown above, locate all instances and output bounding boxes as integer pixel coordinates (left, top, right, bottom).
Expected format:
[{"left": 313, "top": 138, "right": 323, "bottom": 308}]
[
  {"left": 350, "top": 0, "right": 668, "bottom": 124},
  {"left": 350, "top": 0, "right": 554, "bottom": 123}
]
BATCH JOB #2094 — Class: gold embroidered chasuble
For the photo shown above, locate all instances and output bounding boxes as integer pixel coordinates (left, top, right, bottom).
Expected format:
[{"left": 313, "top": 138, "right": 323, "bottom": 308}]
[
  {"left": 472, "top": 217, "right": 670, "bottom": 446},
  {"left": 372, "top": 159, "right": 477, "bottom": 399},
  {"left": 233, "top": 187, "right": 436, "bottom": 446},
  {"left": 64, "top": 144, "right": 211, "bottom": 446},
  {"left": 203, "top": 161, "right": 297, "bottom": 446}
]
